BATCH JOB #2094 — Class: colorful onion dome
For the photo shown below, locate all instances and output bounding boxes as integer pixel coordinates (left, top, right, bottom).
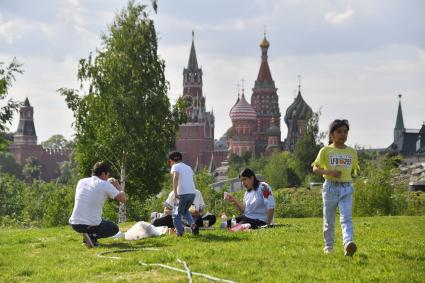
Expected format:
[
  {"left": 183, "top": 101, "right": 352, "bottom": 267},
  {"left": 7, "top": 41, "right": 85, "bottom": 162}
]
[
  {"left": 284, "top": 91, "right": 313, "bottom": 125},
  {"left": 229, "top": 94, "right": 257, "bottom": 121},
  {"left": 266, "top": 125, "right": 281, "bottom": 136}
]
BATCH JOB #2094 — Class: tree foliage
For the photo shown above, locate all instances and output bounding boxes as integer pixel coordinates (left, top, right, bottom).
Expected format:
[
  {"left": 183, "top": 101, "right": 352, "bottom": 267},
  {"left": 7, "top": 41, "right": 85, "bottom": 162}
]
[
  {"left": 41, "top": 134, "right": 73, "bottom": 150},
  {"left": 58, "top": 1, "right": 185, "bottom": 206},
  {"left": 56, "top": 150, "right": 80, "bottom": 185},
  {"left": 22, "top": 156, "right": 43, "bottom": 181},
  {"left": 264, "top": 152, "right": 301, "bottom": 188},
  {"left": 293, "top": 112, "right": 324, "bottom": 183},
  {"left": 0, "top": 151, "right": 22, "bottom": 177},
  {"left": 0, "top": 58, "right": 23, "bottom": 151}
]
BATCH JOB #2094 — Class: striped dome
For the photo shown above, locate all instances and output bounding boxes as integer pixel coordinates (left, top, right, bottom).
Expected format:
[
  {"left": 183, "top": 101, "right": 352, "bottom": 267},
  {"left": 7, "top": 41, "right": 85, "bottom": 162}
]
[{"left": 229, "top": 94, "right": 257, "bottom": 121}]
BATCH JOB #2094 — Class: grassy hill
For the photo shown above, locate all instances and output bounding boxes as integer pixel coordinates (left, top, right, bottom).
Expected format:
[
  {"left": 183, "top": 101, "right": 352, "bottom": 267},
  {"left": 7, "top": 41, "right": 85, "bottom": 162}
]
[{"left": 1, "top": 216, "right": 424, "bottom": 282}]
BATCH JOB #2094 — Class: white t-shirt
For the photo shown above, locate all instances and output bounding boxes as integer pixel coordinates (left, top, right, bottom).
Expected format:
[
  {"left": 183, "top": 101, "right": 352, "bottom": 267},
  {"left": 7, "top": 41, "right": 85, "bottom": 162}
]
[
  {"left": 164, "top": 189, "right": 205, "bottom": 211},
  {"left": 170, "top": 162, "right": 196, "bottom": 195},
  {"left": 243, "top": 182, "right": 275, "bottom": 223},
  {"left": 69, "top": 176, "right": 119, "bottom": 226}
]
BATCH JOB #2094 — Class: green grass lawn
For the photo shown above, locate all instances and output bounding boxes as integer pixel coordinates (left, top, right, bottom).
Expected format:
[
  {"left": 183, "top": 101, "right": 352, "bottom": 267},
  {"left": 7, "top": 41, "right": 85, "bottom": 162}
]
[{"left": 1, "top": 216, "right": 424, "bottom": 283}]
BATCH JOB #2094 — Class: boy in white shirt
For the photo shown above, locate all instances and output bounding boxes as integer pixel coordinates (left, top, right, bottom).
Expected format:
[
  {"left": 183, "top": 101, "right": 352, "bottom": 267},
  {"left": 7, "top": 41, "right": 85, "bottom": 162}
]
[{"left": 168, "top": 151, "right": 199, "bottom": 236}]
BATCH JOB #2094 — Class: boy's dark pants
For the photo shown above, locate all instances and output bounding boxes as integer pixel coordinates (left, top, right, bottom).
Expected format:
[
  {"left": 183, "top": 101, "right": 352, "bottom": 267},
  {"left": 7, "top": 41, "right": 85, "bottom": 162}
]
[{"left": 152, "top": 214, "right": 217, "bottom": 228}]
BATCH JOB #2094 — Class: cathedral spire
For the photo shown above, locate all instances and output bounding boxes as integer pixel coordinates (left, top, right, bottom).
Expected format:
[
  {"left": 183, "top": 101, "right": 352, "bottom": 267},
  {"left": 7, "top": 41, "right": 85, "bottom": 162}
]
[
  {"left": 395, "top": 94, "right": 405, "bottom": 129},
  {"left": 187, "top": 30, "right": 198, "bottom": 69},
  {"left": 255, "top": 32, "right": 274, "bottom": 86}
]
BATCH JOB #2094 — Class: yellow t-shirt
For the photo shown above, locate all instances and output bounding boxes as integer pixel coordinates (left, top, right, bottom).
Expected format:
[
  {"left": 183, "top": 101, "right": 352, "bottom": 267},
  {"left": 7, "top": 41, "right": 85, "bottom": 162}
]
[{"left": 312, "top": 144, "right": 358, "bottom": 182}]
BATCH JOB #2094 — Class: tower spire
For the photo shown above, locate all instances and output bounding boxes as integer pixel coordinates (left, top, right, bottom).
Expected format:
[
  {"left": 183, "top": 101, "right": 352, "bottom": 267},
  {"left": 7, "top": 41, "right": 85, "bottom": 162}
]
[
  {"left": 187, "top": 31, "right": 198, "bottom": 69},
  {"left": 395, "top": 94, "right": 405, "bottom": 129},
  {"left": 14, "top": 97, "right": 37, "bottom": 145},
  {"left": 298, "top": 75, "right": 301, "bottom": 94}
]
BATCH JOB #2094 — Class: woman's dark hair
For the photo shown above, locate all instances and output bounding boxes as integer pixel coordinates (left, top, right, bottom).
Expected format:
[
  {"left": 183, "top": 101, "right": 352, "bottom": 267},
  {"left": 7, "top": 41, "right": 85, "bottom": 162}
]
[
  {"left": 239, "top": 168, "right": 260, "bottom": 189},
  {"left": 328, "top": 119, "right": 350, "bottom": 145},
  {"left": 92, "top": 161, "right": 110, "bottom": 177}
]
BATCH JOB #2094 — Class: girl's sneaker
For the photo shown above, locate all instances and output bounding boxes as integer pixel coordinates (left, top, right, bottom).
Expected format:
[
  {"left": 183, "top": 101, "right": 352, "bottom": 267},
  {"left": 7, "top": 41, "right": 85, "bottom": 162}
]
[
  {"left": 344, "top": 241, "right": 357, "bottom": 257},
  {"left": 324, "top": 247, "right": 334, "bottom": 254}
]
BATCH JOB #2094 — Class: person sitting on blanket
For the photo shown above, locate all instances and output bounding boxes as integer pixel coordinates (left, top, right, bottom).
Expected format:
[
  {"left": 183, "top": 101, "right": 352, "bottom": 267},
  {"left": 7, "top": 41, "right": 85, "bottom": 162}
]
[
  {"left": 224, "top": 168, "right": 275, "bottom": 229},
  {"left": 151, "top": 189, "right": 216, "bottom": 229}
]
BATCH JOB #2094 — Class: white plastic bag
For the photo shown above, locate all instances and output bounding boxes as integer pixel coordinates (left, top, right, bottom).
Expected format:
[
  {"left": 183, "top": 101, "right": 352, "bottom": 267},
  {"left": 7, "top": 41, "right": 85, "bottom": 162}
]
[{"left": 124, "top": 221, "right": 168, "bottom": 240}]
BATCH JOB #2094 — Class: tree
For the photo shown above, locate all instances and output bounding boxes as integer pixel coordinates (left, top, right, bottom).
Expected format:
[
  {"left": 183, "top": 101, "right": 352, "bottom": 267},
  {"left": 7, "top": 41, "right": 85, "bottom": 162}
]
[
  {"left": 41, "top": 134, "right": 73, "bottom": 150},
  {"left": 22, "top": 156, "right": 43, "bottom": 181},
  {"left": 264, "top": 152, "right": 300, "bottom": 189},
  {"left": 56, "top": 151, "right": 80, "bottom": 185},
  {"left": 0, "top": 58, "right": 23, "bottom": 151},
  {"left": 58, "top": 1, "right": 185, "bottom": 222},
  {"left": 293, "top": 112, "right": 324, "bottom": 184},
  {"left": 0, "top": 151, "right": 22, "bottom": 177}
]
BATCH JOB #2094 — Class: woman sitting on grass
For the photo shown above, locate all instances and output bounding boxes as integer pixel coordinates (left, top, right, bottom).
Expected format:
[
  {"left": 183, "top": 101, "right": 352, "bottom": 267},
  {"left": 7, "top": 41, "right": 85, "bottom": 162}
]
[{"left": 224, "top": 168, "right": 275, "bottom": 229}]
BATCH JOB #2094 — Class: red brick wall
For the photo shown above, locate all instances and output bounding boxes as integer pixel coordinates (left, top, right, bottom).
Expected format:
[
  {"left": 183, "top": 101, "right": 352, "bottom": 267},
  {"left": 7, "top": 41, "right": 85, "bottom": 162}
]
[{"left": 9, "top": 144, "right": 70, "bottom": 181}]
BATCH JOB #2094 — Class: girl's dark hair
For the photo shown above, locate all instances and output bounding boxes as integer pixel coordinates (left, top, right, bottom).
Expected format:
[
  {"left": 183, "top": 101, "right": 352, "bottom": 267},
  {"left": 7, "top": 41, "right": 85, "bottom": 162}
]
[
  {"left": 239, "top": 168, "right": 260, "bottom": 189},
  {"left": 328, "top": 119, "right": 350, "bottom": 145}
]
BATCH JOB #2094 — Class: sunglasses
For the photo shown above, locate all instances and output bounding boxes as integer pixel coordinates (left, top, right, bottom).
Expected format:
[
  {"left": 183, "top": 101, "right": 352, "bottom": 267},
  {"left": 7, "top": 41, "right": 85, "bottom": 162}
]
[{"left": 333, "top": 119, "right": 349, "bottom": 126}]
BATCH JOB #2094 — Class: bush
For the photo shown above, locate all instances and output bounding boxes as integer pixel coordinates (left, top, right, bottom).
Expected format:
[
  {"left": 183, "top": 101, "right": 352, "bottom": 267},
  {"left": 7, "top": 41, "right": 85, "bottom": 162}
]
[
  {"left": 0, "top": 174, "right": 76, "bottom": 227},
  {"left": 274, "top": 188, "right": 323, "bottom": 218},
  {"left": 353, "top": 178, "right": 393, "bottom": 216},
  {"left": 353, "top": 156, "right": 405, "bottom": 216},
  {"left": 0, "top": 174, "right": 26, "bottom": 224},
  {"left": 406, "top": 192, "right": 425, "bottom": 216},
  {"left": 264, "top": 152, "right": 301, "bottom": 188},
  {"left": 44, "top": 183, "right": 75, "bottom": 227}
]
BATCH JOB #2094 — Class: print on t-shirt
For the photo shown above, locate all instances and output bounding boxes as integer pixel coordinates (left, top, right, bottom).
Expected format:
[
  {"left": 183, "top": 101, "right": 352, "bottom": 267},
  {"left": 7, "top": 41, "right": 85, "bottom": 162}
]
[{"left": 329, "top": 154, "right": 352, "bottom": 167}]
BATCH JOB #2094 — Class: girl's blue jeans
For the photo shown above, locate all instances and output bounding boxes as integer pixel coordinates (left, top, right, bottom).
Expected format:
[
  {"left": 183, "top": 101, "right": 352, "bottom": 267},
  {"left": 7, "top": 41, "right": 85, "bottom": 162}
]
[
  {"left": 172, "top": 193, "right": 195, "bottom": 235},
  {"left": 322, "top": 180, "right": 354, "bottom": 249}
]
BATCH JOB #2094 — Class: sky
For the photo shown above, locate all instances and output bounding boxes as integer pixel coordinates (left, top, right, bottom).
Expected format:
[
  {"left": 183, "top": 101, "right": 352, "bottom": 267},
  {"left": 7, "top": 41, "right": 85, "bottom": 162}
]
[{"left": 1, "top": 0, "right": 424, "bottom": 149}]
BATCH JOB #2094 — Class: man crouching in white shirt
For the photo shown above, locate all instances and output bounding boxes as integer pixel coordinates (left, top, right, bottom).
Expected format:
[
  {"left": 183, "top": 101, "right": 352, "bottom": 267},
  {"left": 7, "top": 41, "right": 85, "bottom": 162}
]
[{"left": 69, "top": 162, "right": 126, "bottom": 248}]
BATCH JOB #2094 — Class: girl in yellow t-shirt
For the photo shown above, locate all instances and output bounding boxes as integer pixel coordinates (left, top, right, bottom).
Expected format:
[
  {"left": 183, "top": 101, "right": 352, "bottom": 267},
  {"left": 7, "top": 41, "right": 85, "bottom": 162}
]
[{"left": 312, "top": 119, "right": 358, "bottom": 257}]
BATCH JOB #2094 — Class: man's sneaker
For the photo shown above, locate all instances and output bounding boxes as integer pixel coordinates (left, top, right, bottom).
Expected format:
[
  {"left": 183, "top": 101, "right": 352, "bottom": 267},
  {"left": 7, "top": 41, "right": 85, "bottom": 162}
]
[
  {"left": 324, "top": 247, "right": 334, "bottom": 255},
  {"left": 344, "top": 241, "right": 357, "bottom": 257},
  {"left": 191, "top": 224, "right": 199, "bottom": 235},
  {"left": 82, "top": 233, "right": 95, "bottom": 248}
]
